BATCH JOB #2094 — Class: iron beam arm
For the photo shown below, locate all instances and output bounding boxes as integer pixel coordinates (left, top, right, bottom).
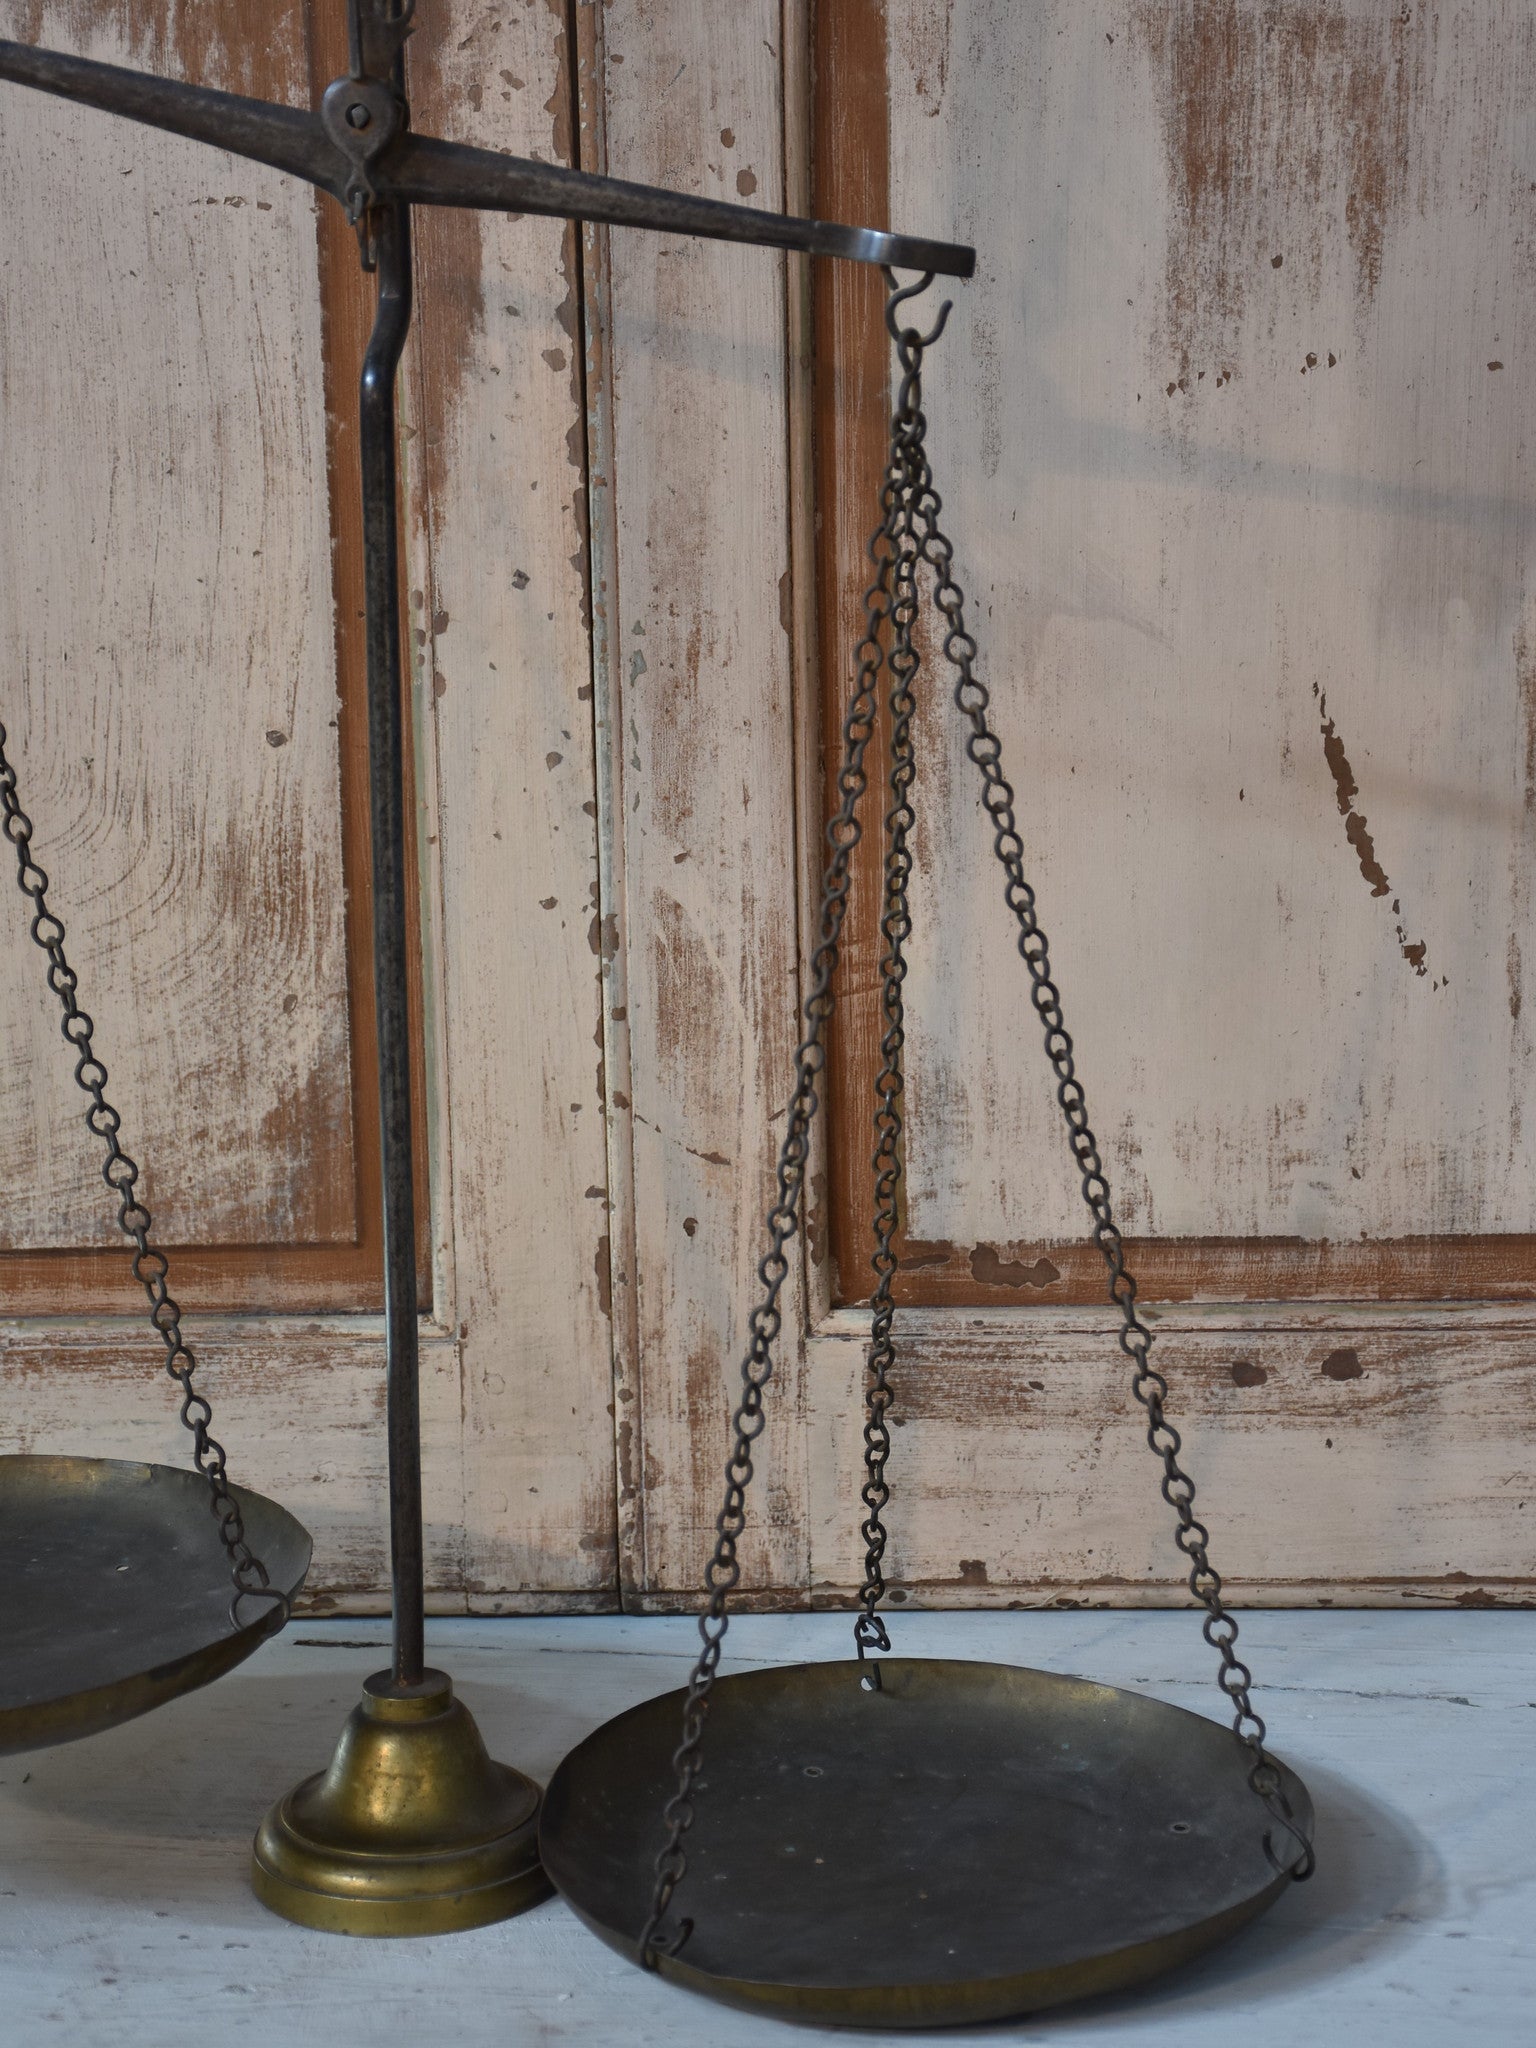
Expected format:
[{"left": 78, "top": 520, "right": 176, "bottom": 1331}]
[
  {"left": 0, "top": 40, "right": 343, "bottom": 197},
  {"left": 385, "top": 133, "right": 974, "bottom": 277},
  {"left": 0, "top": 37, "right": 975, "bottom": 279}
]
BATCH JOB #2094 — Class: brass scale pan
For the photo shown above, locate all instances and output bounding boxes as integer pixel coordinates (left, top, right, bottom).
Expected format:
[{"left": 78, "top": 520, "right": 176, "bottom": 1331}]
[
  {"left": 0, "top": 1454, "right": 311, "bottom": 1756},
  {"left": 1, "top": 1448, "right": 1306, "bottom": 2023},
  {"left": 539, "top": 1656, "right": 1309, "bottom": 2029}
]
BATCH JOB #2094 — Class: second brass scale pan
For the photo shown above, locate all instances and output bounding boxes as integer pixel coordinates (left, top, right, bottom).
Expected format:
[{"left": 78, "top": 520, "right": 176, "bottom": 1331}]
[{"left": 540, "top": 1657, "right": 1310, "bottom": 2029}]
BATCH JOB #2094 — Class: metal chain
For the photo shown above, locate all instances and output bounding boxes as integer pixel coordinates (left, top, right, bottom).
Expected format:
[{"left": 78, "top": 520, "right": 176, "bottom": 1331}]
[
  {"left": 853, "top": 340, "right": 925, "bottom": 1689},
  {"left": 886, "top": 296, "right": 1314, "bottom": 1883},
  {"left": 639, "top": 269, "right": 1313, "bottom": 1964},
  {"left": 0, "top": 715, "right": 284, "bottom": 1628},
  {"left": 636, "top": 354, "right": 918, "bottom": 1967}
]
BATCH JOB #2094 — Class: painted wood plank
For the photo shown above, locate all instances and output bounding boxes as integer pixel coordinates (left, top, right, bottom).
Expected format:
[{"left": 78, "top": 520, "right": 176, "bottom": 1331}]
[
  {"left": 400, "top": 2, "right": 618, "bottom": 1598},
  {"left": 0, "top": 0, "right": 353, "bottom": 1255},
  {"left": 801, "top": 1306, "right": 1536, "bottom": 1608},
  {"left": 0, "top": 1313, "right": 617, "bottom": 1609},
  {"left": 591, "top": 2, "right": 811, "bottom": 1600},
  {"left": 876, "top": 0, "right": 1536, "bottom": 1270},
  {"left": 0, "top": 1314, "right": 461, "bottom": 1608}
]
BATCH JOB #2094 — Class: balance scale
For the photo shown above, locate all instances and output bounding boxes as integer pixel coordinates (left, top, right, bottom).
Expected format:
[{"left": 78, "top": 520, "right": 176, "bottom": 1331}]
[{"left": 0, "top": 3, "right": 1313, "bottom": 2027}]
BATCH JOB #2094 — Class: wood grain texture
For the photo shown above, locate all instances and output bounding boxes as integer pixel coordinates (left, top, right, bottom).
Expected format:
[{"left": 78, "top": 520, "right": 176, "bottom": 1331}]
[
  {"left": 400, "top": 0, "right": 618, "bottom": 1597},
  {"left": 0, "top": 0, "right": 353, "bottom": 1262},
  {"left": 0, "top": 1314, "right": 614, "bottom": 1610},
  {"left": 592, "top": 1, "right": 811, "bottom": 1601},
  {"left": 800, "top": 1304, "right": 1536, "bottom": 1609},
  {"left": 1, "top": 0, "right": 617, "bottom": 1600},
  {"left": 9, "top": 3, "right": 1536, "bottom": 1611},
  {"left": 812, "top": 0, "right": 1536, "bottom": 1304},
  {"left": 0, "top": 1314, "right": 461, "bottom": 1610},
  {"left": 575, "top": 0, "right": 643, "bottom": 1599},
  {"left": 810, "top": 0, "right": 896, "bottom": 1322}
]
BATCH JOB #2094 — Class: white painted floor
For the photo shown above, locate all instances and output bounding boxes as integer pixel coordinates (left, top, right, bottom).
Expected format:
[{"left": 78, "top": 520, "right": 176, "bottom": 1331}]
[{"left": 0, "top": 1610, "right": 1530, "bottom": 2045}]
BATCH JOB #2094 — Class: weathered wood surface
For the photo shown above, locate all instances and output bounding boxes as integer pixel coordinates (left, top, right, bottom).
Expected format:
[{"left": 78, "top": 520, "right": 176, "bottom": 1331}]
[
  {"left": 401, "top": 2, "right": 618, "bottom": 1597},
  {"left": 865, "top": 0, "right": 1536, "bottom": 1299},
  {"left": 0, "top": 0, "right": 352, "bottom": 1258},
  {"left": 579, "top": 0, "right": 1536, "bottom": 1604},
  {"left": 6, "top": 2, "right": 1536, "bottom": 1611},
  {"left": 0, "top": 1, "right": 619, "bottom": 1601},
  {"left": 587, "top": 1, "right": 811, "bottom": 1602},
  {"left": 0, "top": 1315, "right": 614, "bottom": 1609},
  {"left": 806, "top": 1305, "right": 1536, "bottom": 1607},
  {"left": 0, "top": 1314, "right": 461, "bottom": 1609}
]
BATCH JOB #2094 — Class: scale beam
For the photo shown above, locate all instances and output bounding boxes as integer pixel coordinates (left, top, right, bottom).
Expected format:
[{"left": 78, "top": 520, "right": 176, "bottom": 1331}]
[{"left": 0, "top": 37, "right": 975, "bottom": 278}]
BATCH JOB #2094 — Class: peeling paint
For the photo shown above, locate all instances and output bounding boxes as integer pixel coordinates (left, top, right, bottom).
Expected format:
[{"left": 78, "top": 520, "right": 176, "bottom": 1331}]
[
  {"left": 1321, "top": 1346, "right": 1364, "bottom": 1381},
  {"left": 1134, "top": 1, "right": 1430, "bottom": 369},
  {"left": 1317, "top": 687, "right": 1389, "bottom": 897},
  {"left": 594, "top": 1232, "right": 612, "bottom": 1319},
  {"left": 895, "top": 0, "right": 952, "bottom": 118},
  {"left": 969, "top": 1246, "right": 1063, "bottom": 1290},
  {"left": 1316, "top": 687, "right": 1429, "bottom": 975}
]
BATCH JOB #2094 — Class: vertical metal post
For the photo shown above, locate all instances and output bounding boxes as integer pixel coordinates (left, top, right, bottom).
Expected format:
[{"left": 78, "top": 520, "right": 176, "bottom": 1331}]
[{"left": 357, "top": 198, "right": 423, "bottom": 1689}]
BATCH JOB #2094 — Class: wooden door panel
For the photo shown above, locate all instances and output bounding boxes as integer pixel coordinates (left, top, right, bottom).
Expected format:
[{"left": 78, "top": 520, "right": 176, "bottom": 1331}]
[
  {"left": 0, "top": 0, "right": 355, "bottom": 1264},
  {"left": 824, "top": 0, "right": 1536, "bottom": 1308},
  {"left": 10, "top": 2, "right": 1531, "bottom": 1613},
  {"left": 586, "top": 0, "right": 813, "bottom": 1603},
  {"left": 804, "top": 1304, "right": 1536, "bottom": 1610},
  {"left": 0, "top": 1, "right": 620, "bottom": 1606},
  {"left": 0, "top": 0, "right": 435, "bottom": 1316},
  {"left": 775, "top": 0, "right": 1536, "bottom": 1611},
  {"left": 400, "top": 1, "right": 621, "bottom": 1599}
]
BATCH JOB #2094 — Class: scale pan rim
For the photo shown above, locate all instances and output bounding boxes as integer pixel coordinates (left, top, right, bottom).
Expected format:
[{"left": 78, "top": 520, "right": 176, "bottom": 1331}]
[
  {"left": 539, "top": 1654, "right": 1311, "bottom": 2029},
  {"left": 0, "top": 1451, "right": 311, "bottom": 1755}
]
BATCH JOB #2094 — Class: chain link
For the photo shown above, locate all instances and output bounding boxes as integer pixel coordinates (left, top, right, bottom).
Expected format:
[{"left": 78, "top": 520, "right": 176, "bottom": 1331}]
[
  {"left": 0, "top": 715, "right": 284, "bottom": 1628},
  {"left": 853, "top": 341, "right": 925, "bottom": 1690}
]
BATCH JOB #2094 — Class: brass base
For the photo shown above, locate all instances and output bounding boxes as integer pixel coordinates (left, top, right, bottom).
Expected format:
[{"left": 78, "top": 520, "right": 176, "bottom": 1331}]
[{"left": 252, "top": 1667, "right": 549, "bottom": 1935}]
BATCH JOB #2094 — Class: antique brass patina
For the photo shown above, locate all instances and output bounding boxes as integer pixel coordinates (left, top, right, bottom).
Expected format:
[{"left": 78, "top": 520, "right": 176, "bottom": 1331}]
[
  {"left": 252, "top": 1667, "right": 548, "bottom": 1935},
  {"left": 542, "top": 1657, "right": 1311, "bottom": 2029},
  {"left": 0, "top": 1454, "right": 310, "bottom": 1756}
]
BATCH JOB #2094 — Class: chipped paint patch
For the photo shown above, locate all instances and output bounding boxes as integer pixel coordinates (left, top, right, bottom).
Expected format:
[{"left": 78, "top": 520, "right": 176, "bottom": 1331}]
[
  {"left": 1315, "top": 687, "right": 1429, "bottom": 976},
  {"left": 1133, "top": 0, "right": 1430, "bottom": 370},
  {"left": 893, "top": 0, "right": 952, "bottom": 118},
  {"left": 970, "top": 1245, "right": 1063, "bottom": 1290},
  {"left": 1318, "top": 689, "right": 1389, "bottom": 896},
  {"left": 1320, "top": 1346, "right": 1364, "bottom": 1380}
]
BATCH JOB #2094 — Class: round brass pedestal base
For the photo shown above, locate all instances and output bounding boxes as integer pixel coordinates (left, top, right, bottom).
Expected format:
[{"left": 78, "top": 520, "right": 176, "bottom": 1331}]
[{"left": 252, "top": 1667, "right": 549, "bottom": 1935}]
